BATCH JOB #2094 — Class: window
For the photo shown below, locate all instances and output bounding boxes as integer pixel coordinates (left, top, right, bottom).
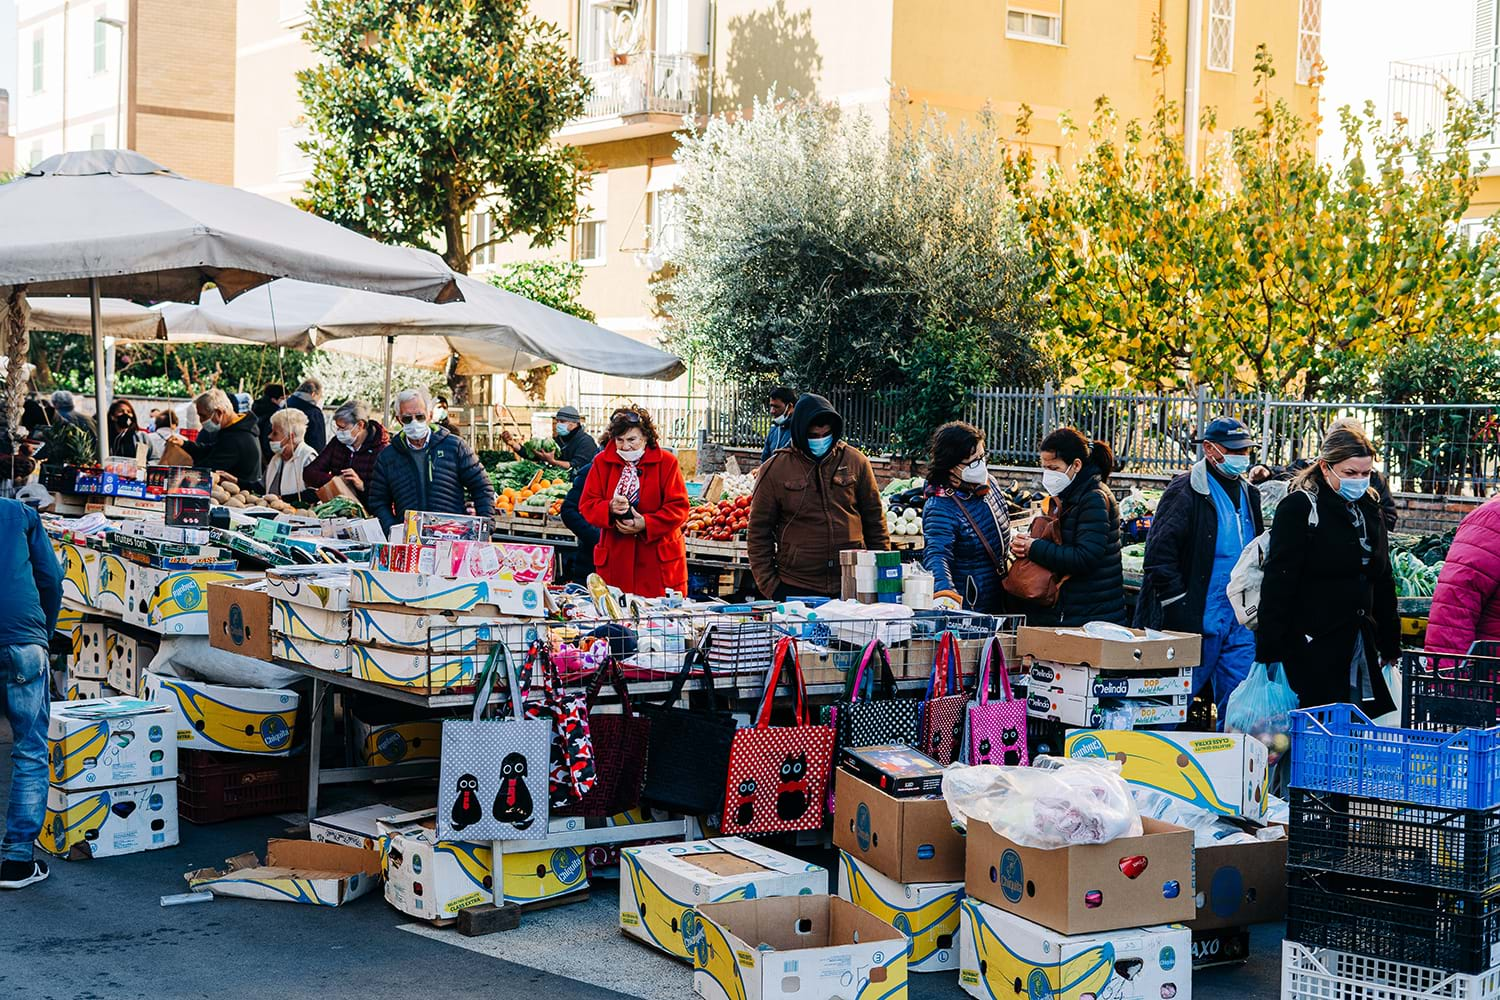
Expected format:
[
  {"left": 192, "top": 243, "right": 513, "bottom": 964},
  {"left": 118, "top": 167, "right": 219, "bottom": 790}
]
[
  {"left": 28, "top": 143, "right": 43, "bottom": 169},
  {"left": 577, "top": 0, "right": 613, "bottom": 65},
  {"left": 645, "top": 160, "right": 684, "bottom": 259},
  {"left": 1207, "top": 0, "right": 1235, "bottom": 72},
  {"left": 1006, "top": 2, "right": 1062, "bottom": 44},
  {"left": 1296, "top": 0, "right": 1321, "bottom": 85},
  {"left": 574, "top": 172, "right": 607, "bottom": 266},
  {"left": 469, "top": 210, "right": 496, "bottom": 268},
  {"left": 90, "top": 125, "right": 106, "bottom": 150},
  {"left": 93, "top": 8, "right": 108, "bottom": 74},
  {"left": 31, "top": 30, "right": 44, "bottom": 94}
]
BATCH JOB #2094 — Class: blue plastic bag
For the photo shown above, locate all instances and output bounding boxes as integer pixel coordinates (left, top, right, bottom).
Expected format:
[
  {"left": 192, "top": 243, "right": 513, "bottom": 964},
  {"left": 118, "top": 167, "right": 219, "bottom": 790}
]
[{"left": 1224, "top": 662, "right": 1300, "bottom": 764}]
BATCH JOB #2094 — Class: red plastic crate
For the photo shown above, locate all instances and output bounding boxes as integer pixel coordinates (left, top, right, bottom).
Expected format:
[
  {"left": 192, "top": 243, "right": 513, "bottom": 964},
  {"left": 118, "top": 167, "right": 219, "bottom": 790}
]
[{"left": 177, "top": 749, "right": 308, "bottom": 824}]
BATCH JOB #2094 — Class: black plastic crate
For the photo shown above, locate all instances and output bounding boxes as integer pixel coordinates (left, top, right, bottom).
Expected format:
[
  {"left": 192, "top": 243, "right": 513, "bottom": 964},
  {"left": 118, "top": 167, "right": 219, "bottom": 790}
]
[
  {"left": 1286, "top": 867, "right": 1500, "bottom": 974},
  {"left": 1289, "top": 788, "right": 1500, "bottom": 894},
  {"left": 1402, "top": 649, "right": 1500, "bottom": 733},
  {"left": 1027, "top": 716, "right": 1071, "bottom": 758},
  {"left": 177, "top": 749, "right": 308, "bottom": 824}
]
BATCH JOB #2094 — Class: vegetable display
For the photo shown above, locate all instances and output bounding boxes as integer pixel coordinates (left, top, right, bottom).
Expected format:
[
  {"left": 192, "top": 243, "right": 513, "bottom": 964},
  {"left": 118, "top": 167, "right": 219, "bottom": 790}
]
[
  {"left": 1392, "top": 550, "right": 1442, "bottom": 599},
  {"left": 686, "top": 496, "right": 750, "bottom": 540},
  {"left": 519, "top": 437, "right": 559, "bottom": 461},
  {"left": 314, "top": 496, "right": 365, "bottom": 519},
  {"left": 495, "top": 469, "right": 569, "bottom": 516}
]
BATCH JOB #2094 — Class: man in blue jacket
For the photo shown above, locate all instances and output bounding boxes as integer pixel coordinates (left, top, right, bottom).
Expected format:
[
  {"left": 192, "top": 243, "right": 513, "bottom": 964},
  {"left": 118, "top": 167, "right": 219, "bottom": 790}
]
[
  {"left": 366, "top": 389, "right": 497, "bottom": 535},
  {"left": 0, "top": 497, "right": 63, "bottom": 890},
  {"left": 759, "top": 387, "right": 797, "bottom": 464},
  {"left": 559, "top": 458, "right": 600, "bottom": 584}
]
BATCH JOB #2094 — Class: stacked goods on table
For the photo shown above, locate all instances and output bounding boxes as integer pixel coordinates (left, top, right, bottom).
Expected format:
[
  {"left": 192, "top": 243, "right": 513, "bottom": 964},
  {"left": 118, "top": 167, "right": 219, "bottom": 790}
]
[
  {"left": 488, "top": 461, "right": 568, "bottom": 517},
  {"left": 1021, "top": 624, "right": 1199, "bottom": 730},
  {"left": 1284, "top": 697, "right": 1500, "bottom": 995},
  {"left": 39, "top": 697, "right": 179, "bottom": 858},
  {"left": 840, "top": 549, "right": 905, "bottom": 604}
]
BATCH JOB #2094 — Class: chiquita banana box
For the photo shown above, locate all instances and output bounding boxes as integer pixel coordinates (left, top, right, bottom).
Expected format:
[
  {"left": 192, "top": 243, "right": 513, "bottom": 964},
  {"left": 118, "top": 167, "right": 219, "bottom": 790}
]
[
  {"left": 353, "top": 717, "right": 442, "bottom": 767},
  {"left": 68, "top": 622, "right": 109, "bottom": 681},
  {"left": 958, "top": 898, "right": 1191, "bottom": 1000},
  {"left": 348, "top": 643, "right": 481, "bottom": 693},
  {"left": 838, "top": 850, "right": 963, "bottom": 972},
  {"left": 126, "top": 564, "right": 252, "bottom": 634},
  {"left": 1065, "top": 729, "right": 1269, "bottom": 820},
  {"left": 377, "top": 809, "right": 586, "bottom": 917},
  {"left": 55, "top": 540, "right": 97, "bottom": 605},
  {"left": 620, "top": 838, "right": 827, "bottom": 961},
  {"left": 270, "top": 599, "right": 351, "bottom": 644},
  {"left": 92, "top": 551, "right": 130, "bottom": 616},
  {"left": 48, "top": 697, "right": 176, "bottom": 790},
  {"left": 38, "top": 780, "right": 179, "bottom": 859},
  {"left": 694, "top": 895, "right": 908, "bottom": 1000},
  {"left": 145, "top": 673, "right": 299, "bottom": 756}
]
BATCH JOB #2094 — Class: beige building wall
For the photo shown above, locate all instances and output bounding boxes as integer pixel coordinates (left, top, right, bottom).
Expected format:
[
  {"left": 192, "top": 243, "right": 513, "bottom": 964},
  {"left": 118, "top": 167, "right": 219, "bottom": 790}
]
[{"left": 232, "top": 0, "right": 315, "bottom": 201}]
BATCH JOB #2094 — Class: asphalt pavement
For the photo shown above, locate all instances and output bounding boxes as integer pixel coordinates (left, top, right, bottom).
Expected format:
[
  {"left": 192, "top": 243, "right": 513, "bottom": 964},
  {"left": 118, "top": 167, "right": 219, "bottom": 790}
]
[{"left": 0, "top": 723, "right": 1284, "bottom": 1000}]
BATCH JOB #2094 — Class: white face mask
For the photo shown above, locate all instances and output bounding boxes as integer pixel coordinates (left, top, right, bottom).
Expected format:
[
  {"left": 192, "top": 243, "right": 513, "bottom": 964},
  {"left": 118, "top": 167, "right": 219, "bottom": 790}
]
[
  {"left": 432, "top": 406, "right": 448, "bottom": 422},
  {"left": 335, "top": 427, "right": 356, "bottom": 447},
  {"left": 959, "top": 459, "right": 989, "bottom": 485},
  {"left": 1041, "top": 468, "right": 1074, "bottom": 496},
  {"left": 403, "top": 419, "right": 430, "bottom": 443},
  {"left": 617, "top": 447, "right": 645, "bottom": 463}
]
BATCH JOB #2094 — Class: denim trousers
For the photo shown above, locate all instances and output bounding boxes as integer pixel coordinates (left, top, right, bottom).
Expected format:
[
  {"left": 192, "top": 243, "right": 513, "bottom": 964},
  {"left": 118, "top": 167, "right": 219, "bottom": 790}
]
[{"left": 2, "top": 644, "right": 50, "bottom": 862}]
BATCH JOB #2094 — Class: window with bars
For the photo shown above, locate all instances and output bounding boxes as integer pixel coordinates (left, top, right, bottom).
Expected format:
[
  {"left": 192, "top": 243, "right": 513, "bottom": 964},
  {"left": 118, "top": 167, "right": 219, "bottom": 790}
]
[
  {"left": 1296, "top": 0, "right": 1321, "bottom": 84},
  {"left": 31, "top": 29, "right": 44, "bottom": 94},
  {"left": 469, "top": 210, "right": 496, "bottom": 268},
  {"left": 1207, "top": 0, "right": 1235, "bottom": 72},
  {"left": 1006, "top": 3, "right": 1062, "bottom": 44}
]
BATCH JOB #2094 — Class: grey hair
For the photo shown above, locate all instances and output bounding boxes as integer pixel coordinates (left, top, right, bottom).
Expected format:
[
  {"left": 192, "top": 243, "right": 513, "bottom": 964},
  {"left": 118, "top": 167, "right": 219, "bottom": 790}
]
[
  {"left": 395, "top": 388, "right": 429, "bottom": 411},
  {"left": 270, "top": 407, "right": 308, "bottom": 442},
  {"left": 50, "top": 390, "right": 74, "bottom": 409},
  {"left": 333, "top": 400, "right": 369, "bottom": 426},
  {"left": 296, "top": 377, "right": 322, "bottom": 396},
  {"left": 194, "top": 388, "right": 233, "bottom": 416}
]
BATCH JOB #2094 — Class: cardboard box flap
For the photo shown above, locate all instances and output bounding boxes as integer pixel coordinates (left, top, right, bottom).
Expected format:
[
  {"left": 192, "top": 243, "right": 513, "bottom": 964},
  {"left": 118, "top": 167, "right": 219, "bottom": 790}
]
[
  {"left": 186, "top": 839, "right": 381, "bottom": 905},
  {"left": 682, "top": 853, "right": 774, "bottom": 878},
  {"left": 701, "top": 895, "right": 905, "bottom": 952},
  {"left": 265, "top": 838, "right": 381, "bottom": 877}
]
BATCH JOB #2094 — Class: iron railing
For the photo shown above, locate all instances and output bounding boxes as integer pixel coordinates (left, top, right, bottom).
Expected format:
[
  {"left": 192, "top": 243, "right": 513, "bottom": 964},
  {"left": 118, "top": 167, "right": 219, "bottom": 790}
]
[
  {"left": 574, "top": 51, "right": 702, "bottom": 121},
  {"left": 1388, "top": 45, "right": 1500, "bottom": 148}
]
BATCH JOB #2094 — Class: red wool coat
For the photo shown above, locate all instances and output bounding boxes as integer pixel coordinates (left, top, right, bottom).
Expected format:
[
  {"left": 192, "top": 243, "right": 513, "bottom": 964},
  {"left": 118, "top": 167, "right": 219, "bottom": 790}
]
[
  {"left": 579, "top": 442, "right": 690, "bottom": 598},
  {"left": 1425, "top": 498, "right": 1500, "bottom": 654}
]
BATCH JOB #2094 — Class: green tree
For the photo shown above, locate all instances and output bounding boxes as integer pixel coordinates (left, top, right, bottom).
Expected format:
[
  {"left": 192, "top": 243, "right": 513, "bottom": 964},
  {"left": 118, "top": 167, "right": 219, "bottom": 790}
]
[
  {"left": 297, "top": 0, "right": 591, "bottom": 273},
  {"left": 486, "top": 259, "right": 593, "bottom": 401},
  {"left": 1011, "top": 29, "right": 1500, "bottom": 398}
]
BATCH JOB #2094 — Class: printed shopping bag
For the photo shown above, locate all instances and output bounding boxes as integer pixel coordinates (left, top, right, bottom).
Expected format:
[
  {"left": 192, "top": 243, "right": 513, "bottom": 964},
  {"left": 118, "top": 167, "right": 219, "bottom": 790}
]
[
  {"left": 834, "top": 639, "right": 923, "bottom": 754},
  {"left": 720, "top": 636, "right": 834, "bottom": 836},
  {"left": 966, "top": 633, "right": 1028, "bottom": 767},
  {"left": 555, "top": 645, "right": 652, "bottom": 818},
  {"left": 437, "top": 645, "right": 552, "bottom": 841},
  {"left": 639, "top": 646, "right": 738, "bottom": 815},
  {"left": 523, "top": 641, "right": 597, "bottom": 809},
  {"left": 919, "top": 630, "right": 971, "bottom": 766}
]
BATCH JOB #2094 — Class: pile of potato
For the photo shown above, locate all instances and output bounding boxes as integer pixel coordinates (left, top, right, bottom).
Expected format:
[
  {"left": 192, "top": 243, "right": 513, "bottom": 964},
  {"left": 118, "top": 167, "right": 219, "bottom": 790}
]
[{"left": 211, "top": 471, "right": 298, "bottom": 514}]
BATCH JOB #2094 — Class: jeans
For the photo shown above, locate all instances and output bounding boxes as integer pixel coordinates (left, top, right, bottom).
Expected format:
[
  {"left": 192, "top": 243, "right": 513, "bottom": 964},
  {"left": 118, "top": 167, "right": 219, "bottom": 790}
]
[{"left": 2, "top": 644, "right": 50, "bottom": 863}]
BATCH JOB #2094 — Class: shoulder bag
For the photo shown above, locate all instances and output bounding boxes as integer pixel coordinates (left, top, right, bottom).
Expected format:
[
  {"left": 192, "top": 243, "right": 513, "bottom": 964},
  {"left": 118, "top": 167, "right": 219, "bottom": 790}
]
[
  {"left": 918, "top": 630, "right": 971, "bottom": 765},
  {"left": 554, "top": 649, "right": 651, "bottom": 818},
  {"left": 638, "top": 646, "right": 738, "bottom": 815},
  {"left": 966, "top": 634, "right": 1028, "bottom": 767},
  {"left": 1002, "top": 507, "right": 1067, "bottom": 607}
]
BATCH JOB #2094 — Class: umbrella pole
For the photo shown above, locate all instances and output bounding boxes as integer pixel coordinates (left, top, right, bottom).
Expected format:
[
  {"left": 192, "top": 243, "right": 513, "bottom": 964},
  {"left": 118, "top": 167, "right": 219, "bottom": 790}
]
[
  {"left": 90, "top": 277, "right": 109, "bottom": 464},
  {"left": 382, "top": 335, "right": 394, "bottom": 420}
]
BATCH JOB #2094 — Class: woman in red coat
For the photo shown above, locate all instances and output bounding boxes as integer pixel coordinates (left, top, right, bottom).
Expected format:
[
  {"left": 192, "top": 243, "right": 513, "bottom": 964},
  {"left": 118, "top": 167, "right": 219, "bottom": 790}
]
[{"left": 579, "top": 407, "right": 690, "bottom": 598}]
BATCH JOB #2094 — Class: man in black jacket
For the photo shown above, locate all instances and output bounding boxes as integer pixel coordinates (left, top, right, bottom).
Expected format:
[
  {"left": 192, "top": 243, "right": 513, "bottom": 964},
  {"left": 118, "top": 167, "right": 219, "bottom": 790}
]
[
  {"left": 285, "top": 378, "right": 327, "bottom": 453},
  {"left": 559, "top": 457, "right": 600, "bottom": 583},
  {"left": 367, "top": 389, "right": 496, "bottom": 534},
  {"left": 176, "top": 388, "right": 265, "bottom": 494},
  {"left": 251, "top": 383, "right": 286, "bottom": 464},
  {"left": 1137, "top": 417, "right": 1263, "bottom": 727}
]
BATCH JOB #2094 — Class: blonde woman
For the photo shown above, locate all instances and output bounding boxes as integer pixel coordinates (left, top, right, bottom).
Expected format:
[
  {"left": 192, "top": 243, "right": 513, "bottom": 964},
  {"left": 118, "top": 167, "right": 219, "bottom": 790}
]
[{"left": 265, "top": 408, "right": 318, "bottom": 498}]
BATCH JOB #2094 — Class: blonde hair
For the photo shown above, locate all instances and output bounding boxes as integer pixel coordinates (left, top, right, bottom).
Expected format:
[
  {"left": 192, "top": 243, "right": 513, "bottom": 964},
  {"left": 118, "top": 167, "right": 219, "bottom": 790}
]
[
  {"left": 1293, "top": 425, "right": 1376, "bottom": 493},
  {"left": 270, "top": 407, "right": 308, "bottom": 444}
]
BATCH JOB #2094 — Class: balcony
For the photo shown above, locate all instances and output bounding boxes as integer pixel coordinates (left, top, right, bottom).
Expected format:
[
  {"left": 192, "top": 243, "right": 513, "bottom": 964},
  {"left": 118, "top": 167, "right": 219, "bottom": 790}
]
[
  {"left": 559, "top": 51, "right": 704, "bottom": 145},
  {"left": 1388, "top": 46, "right": 1500, "bottom": 155}
]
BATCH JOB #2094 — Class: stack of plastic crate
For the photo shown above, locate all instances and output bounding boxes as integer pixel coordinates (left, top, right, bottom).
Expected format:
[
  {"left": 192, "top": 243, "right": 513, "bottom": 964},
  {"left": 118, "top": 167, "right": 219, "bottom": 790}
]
[{"left": 1283, "top": 698, "right": 1500, "bottom": 998}]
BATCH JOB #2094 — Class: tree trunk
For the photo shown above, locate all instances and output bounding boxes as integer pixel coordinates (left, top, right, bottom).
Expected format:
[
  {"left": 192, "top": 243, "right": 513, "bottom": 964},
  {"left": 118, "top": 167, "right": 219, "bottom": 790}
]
[
  {"left": 443, "top": 198, "right": 470, "bottom": 275},
  {"left": 3, "top": 287, "right": 30, "bottom": 439}
]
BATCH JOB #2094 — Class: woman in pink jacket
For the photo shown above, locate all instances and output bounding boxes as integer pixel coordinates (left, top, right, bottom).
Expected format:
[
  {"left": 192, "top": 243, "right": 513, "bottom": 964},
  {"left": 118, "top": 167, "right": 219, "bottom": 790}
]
[{"left": 1425, "top": 498, "right": 1500, "bottom": 654}]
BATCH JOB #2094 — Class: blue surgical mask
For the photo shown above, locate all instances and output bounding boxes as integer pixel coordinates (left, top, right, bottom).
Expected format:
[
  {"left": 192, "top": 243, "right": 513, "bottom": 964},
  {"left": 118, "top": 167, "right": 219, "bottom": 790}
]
[
  {"left": 807, "top": 436, "right": 833, "bottom": 458},
  {"left": 200, "top": 419, "right": 220, "bottom": 434},
  {"left": 555, "top": 421, "right": 571, "bottom": 437},
  {"left": 1219, "top": 454, "right": 1250, "bottom": 477},
  {"left": 1337, "top": 475, "right": 1370, "bottom": 502}
]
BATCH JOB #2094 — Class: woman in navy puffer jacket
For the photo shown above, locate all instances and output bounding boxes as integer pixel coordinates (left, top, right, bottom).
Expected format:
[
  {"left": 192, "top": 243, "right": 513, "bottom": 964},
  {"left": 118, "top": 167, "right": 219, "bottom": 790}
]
[{"left": 921, "top": 422, "right": 1011, "bottom": 613}]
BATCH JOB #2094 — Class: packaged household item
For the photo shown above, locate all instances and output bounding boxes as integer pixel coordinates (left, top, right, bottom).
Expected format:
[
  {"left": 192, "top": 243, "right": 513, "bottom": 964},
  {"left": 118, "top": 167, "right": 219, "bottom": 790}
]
[
  {"left": 841, "top": 744, "right": 945, "bottom": 798},
  {"left": 833, "top": 769, "right": 966, "bottom": 883},
  {"left": 694, "top": 895, "right": 907, "bottom": 1000},
  {"left": 186, "top": 839, "right": 380, "bottom": 906},
  {"left": 838, "top": 850, "right": 963, "bottom": 972},
  {"left": 1065, "top": 729, "right": 1270, "bottom": 820},
  {"left": 619, "top": 837, "right": 827, "bottom": 960},
  {"left": 959, "top": 897, "right": 1192, "bottom": 1000},
  {"left": 943, "top": 757, "right": 1141, "bottom": 848},
  {"left": 39, "top": 780, "right": 179, "bottom": 858},
  {"left": 48, "top": 697, "right": 176, "bottom": 789}
]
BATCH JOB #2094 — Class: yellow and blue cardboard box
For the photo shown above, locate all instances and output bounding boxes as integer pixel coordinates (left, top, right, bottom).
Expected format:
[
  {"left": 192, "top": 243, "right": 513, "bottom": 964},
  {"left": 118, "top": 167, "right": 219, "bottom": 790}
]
[
  {"left": 55, "top": 604, "right": 84, "bottom": 641},
  {"left": 349, "top": 642, "right": 483, "bottom": 693},
  {"left": 349, "top": 604, "right": 504, "bottom": 652},
  {"left": 187, "top": 839, "right": 380, "bottom": 906},
  {"left": 55, "top": 540, "right": 97, "bottom": 605},
  {"left": 126, "top": 564, "right": 257, "bottom": 635},
  {"left": 620, "top": 837, "right": 828, "bottom": 961},
  {"left": 105, "top": 631, "right": 151, "bottom": 697},
  {"left": 38, "top": 780, "right": 179, "bottom": 859},
  {"left": 352, "top": 716, "right": 442, "bottom": 767},
  {"left": 145, "top": 673, "right": 299, "bottom": 756},
  {"left": 694, "top": 895, "right": 908, "bottom": 1000},
  {"left": 92, "top": 550, "right": 130, "bottom": 616},
  {"left": 1065, "top": 729, "right": 1270, "bottom": 821},
  {"left": 48, "top": 697, "right": 177, "bottom": 790},
  {"left": 958, "top": 897, "right": 1192, "bottom": 1000},
  {"left": 837, "top": 850, "right": 963, "bottom": 973},
  {"left": 66, "top": 678, "right": 119, "bottom": 701},
  {"left": 350, "top": 568, "right": 546, "bottom": 617},
  {"left": 67, "top": 622, "right": 109, "bottom": 681},
  {"left": 376, "top": 809, "right": 588, "bottom": 918},
  {"left": 309, "top": 804, "right": 402, "bottom": 851},
  {"left": 270, "top": 598, "right": 351, "bottom": 644},
  {"left": 271, "top": 633, "right": 351, "bottom": 674},
  {"left": 265, "top": 566, "right": 352, "bottom": 611}
]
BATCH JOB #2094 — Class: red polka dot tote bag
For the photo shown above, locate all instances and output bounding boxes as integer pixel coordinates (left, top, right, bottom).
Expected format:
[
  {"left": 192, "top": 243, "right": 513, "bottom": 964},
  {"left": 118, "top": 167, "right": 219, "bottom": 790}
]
[
  {"left": 919, "top": 631, "right": 972, "bottom": 766},
  {"left": 966, "top": 634, "right": 1028, "bottom": 767},
  {"left": 719, "top": 636, "right": 835, "bottom": 836}
]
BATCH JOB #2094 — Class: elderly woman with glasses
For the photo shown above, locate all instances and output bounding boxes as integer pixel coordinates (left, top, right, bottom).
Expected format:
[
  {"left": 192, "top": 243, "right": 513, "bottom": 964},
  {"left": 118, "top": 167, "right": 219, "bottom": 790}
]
[
  {"left": 303, "top": 400, "right": 391, "bottom": 503},
  {"left": 366, "top": 389, "right": 496, "bottom": 533}
]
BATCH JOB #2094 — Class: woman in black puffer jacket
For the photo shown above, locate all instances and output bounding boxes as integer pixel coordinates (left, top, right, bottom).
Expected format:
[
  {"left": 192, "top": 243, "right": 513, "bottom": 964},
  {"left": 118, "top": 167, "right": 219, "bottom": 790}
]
[{"left": 1010, "top": 427, "right": 1127, "bottom": 626}]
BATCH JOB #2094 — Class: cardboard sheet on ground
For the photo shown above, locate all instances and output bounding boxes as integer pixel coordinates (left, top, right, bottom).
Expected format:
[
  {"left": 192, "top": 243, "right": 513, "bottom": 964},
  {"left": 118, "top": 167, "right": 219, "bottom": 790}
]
[{"left": 186, "top": 839, "right": 381, "bottom": 906}]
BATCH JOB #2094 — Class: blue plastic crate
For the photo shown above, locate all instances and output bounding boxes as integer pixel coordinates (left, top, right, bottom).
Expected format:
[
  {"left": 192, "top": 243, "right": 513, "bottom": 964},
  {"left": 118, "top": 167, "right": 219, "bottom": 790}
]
[{"left": 1290, "top": 703, "right": 1500, "bottom": 810}]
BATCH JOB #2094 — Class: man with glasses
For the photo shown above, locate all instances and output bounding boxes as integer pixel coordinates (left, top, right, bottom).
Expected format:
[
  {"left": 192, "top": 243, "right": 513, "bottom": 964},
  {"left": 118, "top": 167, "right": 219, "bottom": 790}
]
[{"left": 366, "top": 389, "right": 496, "bottom": 534}]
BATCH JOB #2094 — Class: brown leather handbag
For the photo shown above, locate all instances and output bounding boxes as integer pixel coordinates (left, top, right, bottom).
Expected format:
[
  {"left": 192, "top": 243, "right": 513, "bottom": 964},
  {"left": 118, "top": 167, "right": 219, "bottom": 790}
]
[{"left": 1002, "top": 508, "right": 1067, "bottom": 606}]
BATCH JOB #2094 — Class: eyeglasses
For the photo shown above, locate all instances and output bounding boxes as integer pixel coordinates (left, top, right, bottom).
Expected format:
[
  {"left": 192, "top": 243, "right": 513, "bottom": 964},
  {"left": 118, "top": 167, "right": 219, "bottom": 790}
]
[{"left": 397, "top": 414, "right": 426, "bottom": 425}]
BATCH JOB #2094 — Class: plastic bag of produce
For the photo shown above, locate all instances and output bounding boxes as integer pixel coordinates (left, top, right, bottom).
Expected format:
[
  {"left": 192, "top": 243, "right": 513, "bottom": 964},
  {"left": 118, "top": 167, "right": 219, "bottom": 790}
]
[
  {"left": 1224, "top": 661, "right": 1299, "bottom": 765},
  {"left": 942, "top": 755, "right": 1142, "bottom": 848}
]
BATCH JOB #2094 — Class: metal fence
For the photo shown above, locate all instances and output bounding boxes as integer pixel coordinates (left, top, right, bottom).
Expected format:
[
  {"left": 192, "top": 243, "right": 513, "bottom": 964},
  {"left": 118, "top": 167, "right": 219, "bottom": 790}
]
[{"left": 702, "top": 383, "right": 904, "bottom": 455}]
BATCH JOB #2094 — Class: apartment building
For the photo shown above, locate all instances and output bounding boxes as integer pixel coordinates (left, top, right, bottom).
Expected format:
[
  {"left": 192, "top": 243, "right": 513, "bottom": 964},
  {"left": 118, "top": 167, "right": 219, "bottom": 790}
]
[{"left": 13, "top": 0, "right": 235, "bottom": 180}]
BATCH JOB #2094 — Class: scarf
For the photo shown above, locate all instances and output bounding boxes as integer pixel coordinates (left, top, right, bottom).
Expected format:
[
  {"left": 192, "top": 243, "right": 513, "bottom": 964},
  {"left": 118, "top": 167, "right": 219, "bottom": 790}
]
[
  {"left": 926, "top": 479, "right": 1009, "bottom": 534},
  {"left": 615, "top": 459, "right": 641, "bottom": 506}
]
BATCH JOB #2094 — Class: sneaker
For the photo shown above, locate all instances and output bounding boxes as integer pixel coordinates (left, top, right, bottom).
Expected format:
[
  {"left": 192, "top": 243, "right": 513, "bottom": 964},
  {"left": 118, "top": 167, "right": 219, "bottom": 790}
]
[{"left": 0, "top": 859, "right": 49, "bottom": 890}]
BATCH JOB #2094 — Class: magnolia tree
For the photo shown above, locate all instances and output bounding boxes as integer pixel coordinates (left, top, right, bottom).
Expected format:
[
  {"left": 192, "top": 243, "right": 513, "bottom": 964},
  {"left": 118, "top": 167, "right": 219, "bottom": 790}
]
[
  {"left": 662, "top": 95, "right": 1046, "bottom": 451},
  {"left": 301, "top": 352, "right": 448, "bottom": 419},
  {"left": 1010, "top": 34, "right": 1500, "bottom": 398}
]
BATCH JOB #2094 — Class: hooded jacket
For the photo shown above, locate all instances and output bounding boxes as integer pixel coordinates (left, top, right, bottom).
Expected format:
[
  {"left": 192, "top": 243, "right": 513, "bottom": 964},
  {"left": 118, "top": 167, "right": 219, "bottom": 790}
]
[
  {"left": 182, "top": 411, "right": 264, "bottom": 494},
  {"left": 1421, "top": 497, "right": 1500, "bottom": 655},
  {"left": 578, "top": 441, "right": 690, "bottom": 598},
  {"left": 366, "top": 425, "right": 496, "bottom": 532},
  {"left": 748, "top": 393, "right": 889, "bottom": 598},
  {"left": 303, "top": 419, "right": 391, "bottom": 502}
]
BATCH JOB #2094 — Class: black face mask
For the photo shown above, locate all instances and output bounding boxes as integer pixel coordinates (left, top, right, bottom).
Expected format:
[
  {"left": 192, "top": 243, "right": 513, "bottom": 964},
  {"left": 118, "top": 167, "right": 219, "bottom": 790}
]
[{"left": 114, "top": 414, "right": 133, "bottom": 429}]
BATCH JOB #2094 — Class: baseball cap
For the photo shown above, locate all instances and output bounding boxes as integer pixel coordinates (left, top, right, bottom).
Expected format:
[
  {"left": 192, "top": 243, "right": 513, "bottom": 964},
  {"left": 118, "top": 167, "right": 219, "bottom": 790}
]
[{"left": 1202, "top": 416, "right": 1257, "bottom": 450}]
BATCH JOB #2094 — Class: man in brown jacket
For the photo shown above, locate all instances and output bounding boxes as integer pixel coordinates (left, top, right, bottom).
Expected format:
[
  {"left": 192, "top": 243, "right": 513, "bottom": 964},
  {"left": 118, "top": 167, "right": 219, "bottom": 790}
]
[{"left": 749, "top": 393, "right": 890, "bottom": 599}]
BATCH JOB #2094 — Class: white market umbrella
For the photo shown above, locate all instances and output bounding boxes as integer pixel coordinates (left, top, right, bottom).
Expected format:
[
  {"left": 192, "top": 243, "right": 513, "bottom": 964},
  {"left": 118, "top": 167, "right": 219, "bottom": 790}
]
[{"left": 0, "top": 149, "right": 460, "bottom": 460}]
